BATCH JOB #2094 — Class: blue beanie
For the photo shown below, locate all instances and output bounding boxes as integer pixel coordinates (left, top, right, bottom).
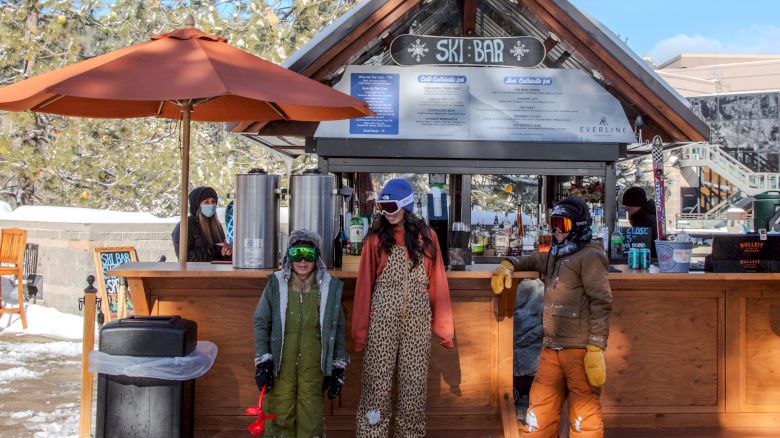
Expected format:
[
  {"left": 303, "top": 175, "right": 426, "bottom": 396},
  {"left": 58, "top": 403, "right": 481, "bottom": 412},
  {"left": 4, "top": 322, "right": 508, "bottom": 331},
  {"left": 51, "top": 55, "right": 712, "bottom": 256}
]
[{"left": 378, "top": 179, "right": 415, "bottom": 213}]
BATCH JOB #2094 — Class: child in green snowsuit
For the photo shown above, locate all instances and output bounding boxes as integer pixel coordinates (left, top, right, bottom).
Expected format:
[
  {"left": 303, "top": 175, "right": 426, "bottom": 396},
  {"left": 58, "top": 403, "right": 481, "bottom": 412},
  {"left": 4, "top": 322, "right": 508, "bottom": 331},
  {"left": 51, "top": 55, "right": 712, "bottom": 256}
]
[{"left": 253, "top": 229, "right": 348, "bottom": 437}]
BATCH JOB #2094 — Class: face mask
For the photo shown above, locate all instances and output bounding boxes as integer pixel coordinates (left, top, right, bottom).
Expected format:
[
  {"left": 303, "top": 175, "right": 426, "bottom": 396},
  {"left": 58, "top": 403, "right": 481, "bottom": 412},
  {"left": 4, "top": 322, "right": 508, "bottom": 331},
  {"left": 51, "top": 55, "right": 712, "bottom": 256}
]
[{"left": 201, "top": 204, "right": 216, "bottom": 218}]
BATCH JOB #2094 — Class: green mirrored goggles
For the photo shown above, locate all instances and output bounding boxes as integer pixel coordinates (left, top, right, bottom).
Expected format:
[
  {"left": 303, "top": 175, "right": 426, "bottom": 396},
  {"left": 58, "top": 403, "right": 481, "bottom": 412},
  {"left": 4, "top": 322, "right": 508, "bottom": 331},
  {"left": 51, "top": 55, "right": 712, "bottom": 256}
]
[{"left": 287, "top": 245, "right": 317, "bottom": 262}]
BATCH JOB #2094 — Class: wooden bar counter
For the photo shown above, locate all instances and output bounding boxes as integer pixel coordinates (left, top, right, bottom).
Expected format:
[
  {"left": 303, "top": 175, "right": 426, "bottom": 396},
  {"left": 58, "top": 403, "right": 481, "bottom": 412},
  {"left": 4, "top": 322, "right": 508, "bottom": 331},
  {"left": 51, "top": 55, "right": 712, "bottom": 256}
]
[{"left": 110, "top": 263, "right": 780, "bottom": 436}]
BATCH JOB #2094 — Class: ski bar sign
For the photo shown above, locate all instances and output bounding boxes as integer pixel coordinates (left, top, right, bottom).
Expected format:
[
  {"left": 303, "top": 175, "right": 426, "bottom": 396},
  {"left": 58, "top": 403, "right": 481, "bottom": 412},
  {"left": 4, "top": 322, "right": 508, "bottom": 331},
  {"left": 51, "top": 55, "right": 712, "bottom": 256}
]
[{"left": 390, "top": 34, "right": 546, "bottom": 67}]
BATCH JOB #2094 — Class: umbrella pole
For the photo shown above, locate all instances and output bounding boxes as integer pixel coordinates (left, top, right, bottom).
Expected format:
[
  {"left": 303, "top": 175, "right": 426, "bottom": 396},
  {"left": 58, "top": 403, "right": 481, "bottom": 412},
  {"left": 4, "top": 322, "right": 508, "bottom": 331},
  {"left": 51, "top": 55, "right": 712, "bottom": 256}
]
[{"left": 179, "top": 103, "right": 193, "bottom": 264}]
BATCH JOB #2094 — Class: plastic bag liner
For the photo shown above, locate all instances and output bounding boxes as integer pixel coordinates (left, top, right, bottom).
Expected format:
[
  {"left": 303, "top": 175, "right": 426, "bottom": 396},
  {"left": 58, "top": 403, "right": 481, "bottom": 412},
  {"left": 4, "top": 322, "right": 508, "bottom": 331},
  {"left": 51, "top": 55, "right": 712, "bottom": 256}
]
[{"left": 89, "top": 341, "right": 218, "bottom": 380}]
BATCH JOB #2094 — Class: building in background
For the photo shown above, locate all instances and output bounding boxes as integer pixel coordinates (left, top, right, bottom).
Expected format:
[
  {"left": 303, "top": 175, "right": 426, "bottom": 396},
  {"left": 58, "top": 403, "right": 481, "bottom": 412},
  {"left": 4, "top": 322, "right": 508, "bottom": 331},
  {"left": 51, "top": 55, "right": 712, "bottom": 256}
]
[{"left": 656, "top": 54, "right": 780, "bottom": 225}]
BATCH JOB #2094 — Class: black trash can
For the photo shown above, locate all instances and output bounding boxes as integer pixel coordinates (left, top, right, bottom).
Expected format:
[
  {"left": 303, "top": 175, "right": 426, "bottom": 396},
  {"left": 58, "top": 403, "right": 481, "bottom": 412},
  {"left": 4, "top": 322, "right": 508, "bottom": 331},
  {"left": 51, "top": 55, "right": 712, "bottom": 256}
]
[{"left": 96, "top": 315, "right": 198, "bottom": 438}]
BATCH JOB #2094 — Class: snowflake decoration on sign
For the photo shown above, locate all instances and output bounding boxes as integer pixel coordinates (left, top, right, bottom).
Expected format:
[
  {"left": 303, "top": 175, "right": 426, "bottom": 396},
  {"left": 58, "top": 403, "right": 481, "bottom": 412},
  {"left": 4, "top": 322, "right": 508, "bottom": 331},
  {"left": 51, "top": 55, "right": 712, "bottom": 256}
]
[
  {"left": 407, "top": 38, "right": 428, "bottom": 62},
  {"left": 510, "top": 41, "right": 530, "bottom": 61}
]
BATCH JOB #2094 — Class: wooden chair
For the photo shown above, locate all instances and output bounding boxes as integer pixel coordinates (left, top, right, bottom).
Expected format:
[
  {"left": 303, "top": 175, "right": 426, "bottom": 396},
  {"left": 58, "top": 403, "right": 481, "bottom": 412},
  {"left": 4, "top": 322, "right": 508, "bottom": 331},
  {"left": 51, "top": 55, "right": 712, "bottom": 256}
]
[{"left": 0, "top": 228, "right": 28, "bottom": 329}]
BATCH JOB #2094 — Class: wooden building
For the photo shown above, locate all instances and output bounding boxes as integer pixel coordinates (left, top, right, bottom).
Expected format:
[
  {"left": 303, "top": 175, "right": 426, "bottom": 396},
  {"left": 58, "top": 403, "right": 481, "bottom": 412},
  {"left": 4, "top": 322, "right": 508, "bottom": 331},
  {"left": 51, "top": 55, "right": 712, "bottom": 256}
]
[{"left": 112, "top": 0, "right": 780, "bottom": 437}]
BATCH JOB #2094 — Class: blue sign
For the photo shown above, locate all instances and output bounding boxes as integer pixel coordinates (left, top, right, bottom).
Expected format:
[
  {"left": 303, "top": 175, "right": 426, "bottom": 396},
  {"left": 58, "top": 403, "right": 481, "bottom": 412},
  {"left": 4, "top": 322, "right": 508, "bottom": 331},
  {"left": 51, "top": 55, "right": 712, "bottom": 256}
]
[{"left": 349, "top": 73, "right": 400, "bottom": 135}]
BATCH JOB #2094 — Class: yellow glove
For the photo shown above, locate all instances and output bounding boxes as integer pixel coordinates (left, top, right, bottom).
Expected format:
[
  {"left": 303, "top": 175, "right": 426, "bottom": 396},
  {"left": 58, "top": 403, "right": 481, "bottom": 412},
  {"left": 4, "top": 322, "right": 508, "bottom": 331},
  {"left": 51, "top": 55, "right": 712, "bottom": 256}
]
[
  {"left": 490, "top": 260, "right": 514, "bottom": 295},
  {"left": 584, "top": 345, "right": 606, "bottom": 387}
]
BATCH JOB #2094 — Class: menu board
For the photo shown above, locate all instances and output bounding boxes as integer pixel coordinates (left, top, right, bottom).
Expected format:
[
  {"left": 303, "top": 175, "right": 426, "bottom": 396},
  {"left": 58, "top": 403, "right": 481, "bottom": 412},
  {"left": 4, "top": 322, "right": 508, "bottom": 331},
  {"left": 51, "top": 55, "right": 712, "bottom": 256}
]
[
  {"left": 93, "top": 247, "right": 137, "bottom": 322},
  {"left": 316, "top": 65, "right": 636, "bottom": 143}
]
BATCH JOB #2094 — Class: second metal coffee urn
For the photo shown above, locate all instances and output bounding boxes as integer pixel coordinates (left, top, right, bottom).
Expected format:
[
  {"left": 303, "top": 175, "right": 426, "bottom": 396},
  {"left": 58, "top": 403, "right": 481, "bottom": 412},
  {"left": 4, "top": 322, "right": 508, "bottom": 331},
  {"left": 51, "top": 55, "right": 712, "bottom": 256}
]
[
  {"left": 234, "top": 169, "right": 280, "bottom": 269},
  {"left": 289, "top": 169, "right": 338, "bottom": 268}
]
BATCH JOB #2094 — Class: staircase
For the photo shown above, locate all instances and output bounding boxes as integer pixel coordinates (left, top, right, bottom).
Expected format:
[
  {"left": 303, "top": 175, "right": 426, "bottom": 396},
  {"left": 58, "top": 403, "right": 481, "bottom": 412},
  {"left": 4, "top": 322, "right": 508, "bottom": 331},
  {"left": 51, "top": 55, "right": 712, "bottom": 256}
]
[
  {"left": 677, "top": 192, "right": 752, "bottom": 221},
  {"left": 675, "top": 142, "right": 780, "bottom": 196}
]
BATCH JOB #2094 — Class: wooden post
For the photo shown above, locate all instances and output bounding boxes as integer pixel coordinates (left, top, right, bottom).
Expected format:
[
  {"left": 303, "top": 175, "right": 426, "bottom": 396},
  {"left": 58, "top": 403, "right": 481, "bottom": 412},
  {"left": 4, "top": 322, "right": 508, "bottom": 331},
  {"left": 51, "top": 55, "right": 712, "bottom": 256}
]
[
  {"left": 79, "top": 275, "right": 98, "bottom": 438},
  {"left": 117, "top": 281, "right": 127, "bottom": 319},
  {"left": 497, "top": 279, "right": 520, "bottom": 438},
  {"left": 178, "top": 102, "right": 193, "bottom": 264}
]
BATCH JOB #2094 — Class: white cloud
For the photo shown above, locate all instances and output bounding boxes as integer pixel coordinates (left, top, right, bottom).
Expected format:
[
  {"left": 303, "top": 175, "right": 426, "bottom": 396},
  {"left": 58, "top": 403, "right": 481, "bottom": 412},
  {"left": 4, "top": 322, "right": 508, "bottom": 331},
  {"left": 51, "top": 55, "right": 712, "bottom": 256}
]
[{"left": 650, "top": 25, "right": 780, "bottom": 64}]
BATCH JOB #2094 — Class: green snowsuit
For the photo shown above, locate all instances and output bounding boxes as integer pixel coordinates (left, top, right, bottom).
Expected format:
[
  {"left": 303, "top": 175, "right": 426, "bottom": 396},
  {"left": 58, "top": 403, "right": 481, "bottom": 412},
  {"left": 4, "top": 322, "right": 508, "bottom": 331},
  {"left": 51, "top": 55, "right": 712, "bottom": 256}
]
[{"left": 253, "top": 270, "right": 348, "bottom": 438}]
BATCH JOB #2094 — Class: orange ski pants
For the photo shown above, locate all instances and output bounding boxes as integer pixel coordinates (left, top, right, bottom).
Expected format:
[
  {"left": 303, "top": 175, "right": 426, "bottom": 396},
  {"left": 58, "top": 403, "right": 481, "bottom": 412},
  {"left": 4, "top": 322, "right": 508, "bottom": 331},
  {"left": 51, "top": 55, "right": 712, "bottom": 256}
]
[{"left": 523, "top": 348, "right": 604, "bottom": 438}]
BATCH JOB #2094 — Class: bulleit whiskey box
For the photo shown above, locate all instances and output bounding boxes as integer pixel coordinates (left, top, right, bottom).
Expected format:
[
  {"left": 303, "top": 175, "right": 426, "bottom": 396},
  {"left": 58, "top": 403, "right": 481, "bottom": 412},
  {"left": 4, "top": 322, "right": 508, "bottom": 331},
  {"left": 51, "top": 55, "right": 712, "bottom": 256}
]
[{"left": 711, "top": 234, "right": 780, "bottom": 273}]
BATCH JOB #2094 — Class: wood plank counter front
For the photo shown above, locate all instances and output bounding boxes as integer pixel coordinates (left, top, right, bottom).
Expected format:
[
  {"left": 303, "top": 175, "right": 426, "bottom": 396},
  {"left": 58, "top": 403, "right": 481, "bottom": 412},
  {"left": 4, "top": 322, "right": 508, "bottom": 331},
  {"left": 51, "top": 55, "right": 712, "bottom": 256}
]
[{"left": 110, "top": 263, "right": 780, "bottom": 436}]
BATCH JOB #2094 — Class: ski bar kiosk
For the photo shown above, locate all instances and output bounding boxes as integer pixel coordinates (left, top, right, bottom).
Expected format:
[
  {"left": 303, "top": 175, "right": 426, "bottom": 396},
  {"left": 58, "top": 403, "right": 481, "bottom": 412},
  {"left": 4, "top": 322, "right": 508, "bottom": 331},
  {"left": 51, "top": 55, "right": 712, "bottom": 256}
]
[
  {"left": 310, "top": 63, "right": 633, "bottom": 238},
  {"left": 110, "top": 0, "right": 780, "bottom": 435}
]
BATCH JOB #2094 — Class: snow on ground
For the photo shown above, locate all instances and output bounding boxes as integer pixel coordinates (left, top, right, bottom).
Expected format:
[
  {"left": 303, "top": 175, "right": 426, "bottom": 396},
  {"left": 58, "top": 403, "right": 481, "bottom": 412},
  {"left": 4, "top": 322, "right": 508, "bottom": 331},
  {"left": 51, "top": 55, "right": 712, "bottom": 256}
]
[
  {"left": 0, "top": 305, "right": 90, "bottom": 437},
  {"left": 0, "top": 303, "right": 91, "bottom": 340},
  {"left": 0, "top": 204, "right": 178, "bottom": 224}
]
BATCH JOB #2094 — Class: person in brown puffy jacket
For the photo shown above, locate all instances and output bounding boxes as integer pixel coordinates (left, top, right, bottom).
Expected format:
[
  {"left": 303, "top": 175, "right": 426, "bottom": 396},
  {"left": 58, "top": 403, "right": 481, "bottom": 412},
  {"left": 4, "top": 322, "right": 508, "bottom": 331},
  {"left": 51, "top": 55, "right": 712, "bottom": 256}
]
[{"left": 491, "top": 196, "right": 612, "bottom": 438}]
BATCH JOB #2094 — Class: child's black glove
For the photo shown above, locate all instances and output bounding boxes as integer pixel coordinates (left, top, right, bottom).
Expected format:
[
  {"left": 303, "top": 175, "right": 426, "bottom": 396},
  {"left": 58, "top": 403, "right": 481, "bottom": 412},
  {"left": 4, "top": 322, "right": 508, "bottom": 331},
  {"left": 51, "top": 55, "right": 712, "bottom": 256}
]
[
  {"left": 322, "top": 367, "right": 345, "bottom": 400},
  {"left": 255, "top": 361, "right": 274, "bottom": 392}
]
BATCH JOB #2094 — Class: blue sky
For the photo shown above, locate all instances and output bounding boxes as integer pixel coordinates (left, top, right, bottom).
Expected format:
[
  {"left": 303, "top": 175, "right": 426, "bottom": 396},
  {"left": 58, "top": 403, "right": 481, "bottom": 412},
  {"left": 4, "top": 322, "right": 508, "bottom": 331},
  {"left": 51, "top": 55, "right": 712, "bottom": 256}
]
[{"left": 570, "top": 0, "right": 780, "bottom": 64}]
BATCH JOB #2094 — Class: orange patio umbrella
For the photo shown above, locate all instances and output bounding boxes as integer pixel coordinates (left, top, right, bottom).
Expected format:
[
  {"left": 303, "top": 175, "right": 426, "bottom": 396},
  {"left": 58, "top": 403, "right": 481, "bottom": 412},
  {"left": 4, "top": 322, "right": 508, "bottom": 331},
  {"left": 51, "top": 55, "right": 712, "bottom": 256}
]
[{"left": 0, "top": 16, "right": 372, "bottom": 262}]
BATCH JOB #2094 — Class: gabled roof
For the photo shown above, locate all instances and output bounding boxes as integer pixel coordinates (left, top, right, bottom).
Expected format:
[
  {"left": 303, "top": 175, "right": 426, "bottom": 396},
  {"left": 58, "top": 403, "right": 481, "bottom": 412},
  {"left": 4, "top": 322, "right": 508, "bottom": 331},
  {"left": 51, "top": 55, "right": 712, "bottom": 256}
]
[{"left": 235, "top": 0, "right": 709, "bottom": 146}]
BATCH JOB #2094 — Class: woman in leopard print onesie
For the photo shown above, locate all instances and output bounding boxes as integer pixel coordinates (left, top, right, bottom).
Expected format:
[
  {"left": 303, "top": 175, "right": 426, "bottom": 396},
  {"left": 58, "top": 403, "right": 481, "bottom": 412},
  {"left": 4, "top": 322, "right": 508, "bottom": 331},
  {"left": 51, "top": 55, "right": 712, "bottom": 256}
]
[{"left": 352, "top": 178, "right": 455, "bottom": 438}]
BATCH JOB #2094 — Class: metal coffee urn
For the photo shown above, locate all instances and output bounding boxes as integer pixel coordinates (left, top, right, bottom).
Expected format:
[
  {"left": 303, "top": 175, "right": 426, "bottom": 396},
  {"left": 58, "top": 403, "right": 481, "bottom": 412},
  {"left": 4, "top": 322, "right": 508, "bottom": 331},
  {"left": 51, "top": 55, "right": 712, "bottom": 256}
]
[
  {"left": 290, "top": 169, "right": 337, "bottom": 268},
  {"left": 234, "top": 169, "right": 280, "bottom": 269}
]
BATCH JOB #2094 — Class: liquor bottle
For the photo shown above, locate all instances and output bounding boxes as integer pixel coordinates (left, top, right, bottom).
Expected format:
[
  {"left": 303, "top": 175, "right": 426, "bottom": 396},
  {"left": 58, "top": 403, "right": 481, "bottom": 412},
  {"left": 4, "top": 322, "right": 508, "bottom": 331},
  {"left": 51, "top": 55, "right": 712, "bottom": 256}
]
[
  {"left": 494, "top": 222, "right": 510, "bottom": 256},
  {"left": 479, "top": 221, "right": 490, "bottom": 249},
  {"left": 516, "top": 204, "right": 525, "bottom": 238},
  {"left": 489, "top": 214, "right": 500, "bottom": 250},
  {"left": 333, "top": 216, "right": 348, "bottom": 268},
  {"left": 471, "top": 222, "right": 485, "bottom": 255},
  {"left": 522, "top": 223, "right": 536, "bottom": 255},
  {"left": 599, "top": 218, "right": 609, "bottom": 253},
  {"left": 610, "top": 226, "right": 624, "bottom": 259},
  {"left": 349, "top": 199, "right": 364, "bottom": 255},
  {"left": 509, "top": 224, "right": 522, "bottom": 256},
  {"left": 537, "top": 220, "right": 551, "bottom": 253},
  {"left": 591, "top": 204, "right": 603, "bottom": 234}
]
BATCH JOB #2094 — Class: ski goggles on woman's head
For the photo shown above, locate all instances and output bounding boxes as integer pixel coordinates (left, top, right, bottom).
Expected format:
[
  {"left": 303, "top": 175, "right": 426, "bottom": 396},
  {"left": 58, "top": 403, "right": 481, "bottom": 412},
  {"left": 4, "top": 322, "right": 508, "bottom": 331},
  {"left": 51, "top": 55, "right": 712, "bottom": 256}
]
[
  {"left": 550, "top": 216, "right": 573, "bottom": 233},
  {"left": 287, "top": 245, "right": 317, "bottom": 262},
  {"left": 375, "top": 193, "right": 414, "bottom": 215}
]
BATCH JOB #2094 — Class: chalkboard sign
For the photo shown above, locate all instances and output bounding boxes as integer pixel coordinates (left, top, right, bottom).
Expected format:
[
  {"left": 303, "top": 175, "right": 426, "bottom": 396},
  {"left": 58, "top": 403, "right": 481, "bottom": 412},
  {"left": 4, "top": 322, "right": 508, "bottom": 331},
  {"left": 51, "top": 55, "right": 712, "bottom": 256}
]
[
  {"left": 93, "top": 247, "right": 138, "bottom": 322},
  {"left": 620, "top": 227, "right": 653, "bottom": 252}
]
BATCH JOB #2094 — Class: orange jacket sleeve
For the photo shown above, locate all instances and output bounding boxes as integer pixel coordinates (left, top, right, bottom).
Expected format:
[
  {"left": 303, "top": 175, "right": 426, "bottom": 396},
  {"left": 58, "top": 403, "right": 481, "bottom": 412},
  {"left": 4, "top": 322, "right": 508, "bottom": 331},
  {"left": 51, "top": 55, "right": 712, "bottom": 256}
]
[
  {"left": 352, "top": 235, "right": 378, "bottom": 352},
  {"left": 428, "top": 231, "right": 455, "bottom": 349}
]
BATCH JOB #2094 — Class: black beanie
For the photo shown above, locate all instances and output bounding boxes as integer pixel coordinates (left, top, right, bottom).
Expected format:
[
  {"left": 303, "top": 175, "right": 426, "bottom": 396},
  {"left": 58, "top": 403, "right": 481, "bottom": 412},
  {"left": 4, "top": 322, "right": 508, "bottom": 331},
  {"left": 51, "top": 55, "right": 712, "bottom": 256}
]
[
  {"left": 622, "top": 187, "right": 647, "bottom": 207},
  {"left": 188, "top": 186, "right": 219, "bottom": 217}
]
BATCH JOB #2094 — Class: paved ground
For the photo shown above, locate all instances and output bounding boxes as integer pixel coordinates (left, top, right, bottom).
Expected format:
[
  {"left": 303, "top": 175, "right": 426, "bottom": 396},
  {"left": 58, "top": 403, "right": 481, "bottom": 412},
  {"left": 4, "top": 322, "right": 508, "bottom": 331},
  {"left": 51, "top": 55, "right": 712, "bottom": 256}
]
[
  {"left": 0, "top": 333, "right": 83, "bottom": 437},
  {"left": 1, "top": 332, "right": 779, "bottom": 438}
]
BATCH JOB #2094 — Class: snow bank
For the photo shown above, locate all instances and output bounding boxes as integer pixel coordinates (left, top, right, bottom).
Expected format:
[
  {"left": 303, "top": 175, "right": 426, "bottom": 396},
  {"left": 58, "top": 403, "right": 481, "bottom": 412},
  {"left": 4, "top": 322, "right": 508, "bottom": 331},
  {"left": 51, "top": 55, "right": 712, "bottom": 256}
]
[
  {"left": 0, "top": 205, "right": 177, "bottom": 224},
  {"left": 0, "top": 304, "right": 90, "bottom": 340}
]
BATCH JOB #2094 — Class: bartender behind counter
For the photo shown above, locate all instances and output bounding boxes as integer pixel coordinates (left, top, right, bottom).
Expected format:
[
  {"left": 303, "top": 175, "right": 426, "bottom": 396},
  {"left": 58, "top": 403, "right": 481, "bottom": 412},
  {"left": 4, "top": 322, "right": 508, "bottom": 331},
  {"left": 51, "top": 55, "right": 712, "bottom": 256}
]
[
  {"left": 171, "top": 186, "right": 232, "bottom": 262},
  {"left": 621, "top": 187, "right": 657, "bottom": 257}
]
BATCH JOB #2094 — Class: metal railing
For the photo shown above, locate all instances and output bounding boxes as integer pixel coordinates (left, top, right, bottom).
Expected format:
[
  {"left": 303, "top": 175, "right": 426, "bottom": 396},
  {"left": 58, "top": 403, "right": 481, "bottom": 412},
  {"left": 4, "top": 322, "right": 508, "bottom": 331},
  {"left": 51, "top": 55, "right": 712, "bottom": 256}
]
[{"left": 676, "top": 142, "right": 780, "bottom": 196}]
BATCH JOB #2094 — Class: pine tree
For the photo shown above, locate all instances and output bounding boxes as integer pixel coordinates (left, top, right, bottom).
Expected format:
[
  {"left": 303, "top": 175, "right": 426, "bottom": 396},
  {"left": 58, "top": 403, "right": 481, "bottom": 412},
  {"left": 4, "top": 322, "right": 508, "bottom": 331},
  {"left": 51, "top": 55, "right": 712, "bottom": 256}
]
[{"left": 0, "top": 0, "right": 356, "bottom": 215}]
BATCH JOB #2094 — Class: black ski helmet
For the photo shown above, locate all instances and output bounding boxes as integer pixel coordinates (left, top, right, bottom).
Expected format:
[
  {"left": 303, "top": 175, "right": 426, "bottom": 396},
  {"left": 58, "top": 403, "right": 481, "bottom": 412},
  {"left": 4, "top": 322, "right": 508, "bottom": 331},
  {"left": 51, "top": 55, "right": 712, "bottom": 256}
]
[{"left": 550, "top": 196, "right": 592, "bottom": 243}]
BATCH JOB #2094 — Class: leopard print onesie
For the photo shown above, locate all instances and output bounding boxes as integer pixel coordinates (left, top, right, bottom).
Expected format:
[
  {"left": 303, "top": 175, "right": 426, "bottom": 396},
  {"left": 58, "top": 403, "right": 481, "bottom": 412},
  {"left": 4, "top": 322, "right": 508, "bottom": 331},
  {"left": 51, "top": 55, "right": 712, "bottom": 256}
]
[{"left": 356, "top": 245, "right": 432, "bottom": 438}]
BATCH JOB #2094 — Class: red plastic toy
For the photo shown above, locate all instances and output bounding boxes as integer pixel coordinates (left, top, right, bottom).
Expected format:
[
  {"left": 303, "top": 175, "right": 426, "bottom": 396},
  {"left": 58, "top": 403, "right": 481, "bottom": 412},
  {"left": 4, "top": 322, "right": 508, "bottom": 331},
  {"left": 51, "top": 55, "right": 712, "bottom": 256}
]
[{"left": 246, "top": 385, "right": 277, "bottom": 435}]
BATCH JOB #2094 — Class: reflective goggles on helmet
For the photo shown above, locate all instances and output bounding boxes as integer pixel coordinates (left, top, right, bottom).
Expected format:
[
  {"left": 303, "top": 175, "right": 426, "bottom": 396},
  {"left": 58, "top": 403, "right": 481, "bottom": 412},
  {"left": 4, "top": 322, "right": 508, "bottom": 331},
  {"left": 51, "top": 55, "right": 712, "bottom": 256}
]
[
  {"left": 550, "top": 216, "right": 573, "bottom": 233},
  {"left": 287, "top": 245, "right": 317, "bottom": 262},
  {"left": 375, "top": 193, "right": 414, "bottom": 215}
]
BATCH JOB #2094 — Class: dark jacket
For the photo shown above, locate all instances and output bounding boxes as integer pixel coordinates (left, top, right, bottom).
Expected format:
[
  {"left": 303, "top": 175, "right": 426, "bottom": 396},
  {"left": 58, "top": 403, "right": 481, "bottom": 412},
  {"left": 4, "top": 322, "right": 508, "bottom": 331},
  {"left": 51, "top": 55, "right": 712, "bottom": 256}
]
[
  {"left": 629, "top": 200, "right": 658, "bottom": 256},
  {"left": 171, "top": 186, "right": 228, "bottom": 262},
  {"left": 171, "top": 216, "right": 229, "bottom": 262},
  {"left": 507, "top": 241, "right": 612, "bottom": 350}
]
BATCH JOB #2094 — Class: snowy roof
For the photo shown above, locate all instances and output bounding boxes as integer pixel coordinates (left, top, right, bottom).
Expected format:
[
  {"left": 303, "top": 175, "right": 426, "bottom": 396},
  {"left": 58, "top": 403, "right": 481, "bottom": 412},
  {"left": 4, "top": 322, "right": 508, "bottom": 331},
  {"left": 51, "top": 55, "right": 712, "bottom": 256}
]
[{"left": 0, "top": 206, "right": 178, "bottom": 224}]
